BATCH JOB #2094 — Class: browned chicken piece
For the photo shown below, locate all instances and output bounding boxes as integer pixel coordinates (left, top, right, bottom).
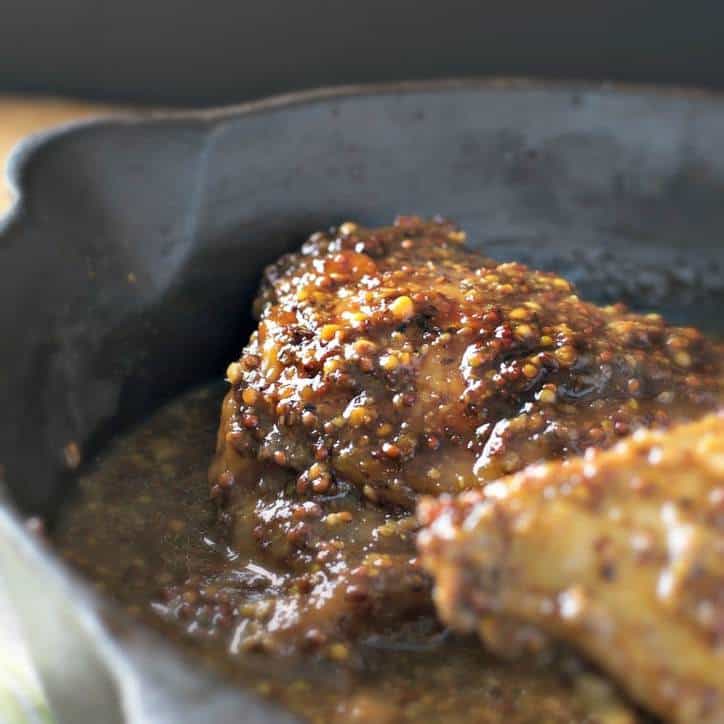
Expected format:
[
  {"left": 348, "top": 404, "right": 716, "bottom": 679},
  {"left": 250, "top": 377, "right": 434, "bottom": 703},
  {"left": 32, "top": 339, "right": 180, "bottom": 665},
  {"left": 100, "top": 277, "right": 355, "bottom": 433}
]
[
  {"left": 211, "top": 217, "right": 722, "bottom": 514},
  {"left": 209, "top": 217, "right": 723, "bottom": 656},
  {"left": 418, "top": 412, "right": 724, "bottom": 724}
]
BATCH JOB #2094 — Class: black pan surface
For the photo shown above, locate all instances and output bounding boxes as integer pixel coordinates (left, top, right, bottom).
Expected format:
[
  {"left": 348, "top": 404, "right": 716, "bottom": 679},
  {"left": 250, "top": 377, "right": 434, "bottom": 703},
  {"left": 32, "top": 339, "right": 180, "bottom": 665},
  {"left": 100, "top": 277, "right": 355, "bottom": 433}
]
[{"left": 1, "top": 79, "right": 723, "bottom": 723}]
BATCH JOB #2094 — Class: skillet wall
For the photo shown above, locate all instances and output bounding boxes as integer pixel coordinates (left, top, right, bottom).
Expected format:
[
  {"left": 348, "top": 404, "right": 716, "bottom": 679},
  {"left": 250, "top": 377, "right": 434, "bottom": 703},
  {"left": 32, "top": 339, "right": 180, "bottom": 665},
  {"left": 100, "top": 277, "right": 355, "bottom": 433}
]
[{"left": 1, "top": 83, "right": 724, "bottom": 516}]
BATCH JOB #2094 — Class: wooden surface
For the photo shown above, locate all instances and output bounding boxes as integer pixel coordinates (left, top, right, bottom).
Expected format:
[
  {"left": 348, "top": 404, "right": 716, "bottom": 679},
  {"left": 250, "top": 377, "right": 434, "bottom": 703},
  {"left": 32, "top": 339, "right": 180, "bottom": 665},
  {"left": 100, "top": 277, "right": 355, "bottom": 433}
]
[{"left": 0, "top": 96, "right": 114, "bottom": 214}]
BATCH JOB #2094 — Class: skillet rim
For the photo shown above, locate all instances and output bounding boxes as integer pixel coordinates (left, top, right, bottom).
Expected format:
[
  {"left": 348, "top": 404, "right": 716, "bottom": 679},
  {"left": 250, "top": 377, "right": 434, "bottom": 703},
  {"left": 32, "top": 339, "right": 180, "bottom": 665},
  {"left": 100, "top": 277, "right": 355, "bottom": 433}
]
[{"left": 5, "top": 74, "right": 724, "bottom": 238}]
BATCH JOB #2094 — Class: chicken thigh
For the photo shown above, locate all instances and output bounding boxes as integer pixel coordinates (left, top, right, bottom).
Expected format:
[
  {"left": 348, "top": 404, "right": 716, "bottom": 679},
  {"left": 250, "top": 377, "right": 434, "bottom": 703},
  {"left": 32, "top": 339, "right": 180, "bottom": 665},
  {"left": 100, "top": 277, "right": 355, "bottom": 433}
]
[{"left": 419, "top": 413, "right": 724, "bottom": 723}]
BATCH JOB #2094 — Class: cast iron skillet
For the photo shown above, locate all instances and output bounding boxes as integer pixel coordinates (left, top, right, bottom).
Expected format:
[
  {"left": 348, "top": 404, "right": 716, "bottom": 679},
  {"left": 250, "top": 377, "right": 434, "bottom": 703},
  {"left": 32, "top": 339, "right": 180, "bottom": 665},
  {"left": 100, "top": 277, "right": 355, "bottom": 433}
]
[{"left": 1, "top": 79, "right": 724, "bottom": 723}]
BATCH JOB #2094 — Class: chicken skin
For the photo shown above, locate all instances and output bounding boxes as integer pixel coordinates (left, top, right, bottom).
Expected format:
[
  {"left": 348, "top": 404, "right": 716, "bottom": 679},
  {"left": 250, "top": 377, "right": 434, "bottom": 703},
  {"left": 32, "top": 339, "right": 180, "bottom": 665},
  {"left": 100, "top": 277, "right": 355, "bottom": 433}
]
[
  {"left": 418, "top": 413, "right": 724, "bottom": 723},
  {"left": 212, "top": 216, "right": 722, "bottom": 512}
]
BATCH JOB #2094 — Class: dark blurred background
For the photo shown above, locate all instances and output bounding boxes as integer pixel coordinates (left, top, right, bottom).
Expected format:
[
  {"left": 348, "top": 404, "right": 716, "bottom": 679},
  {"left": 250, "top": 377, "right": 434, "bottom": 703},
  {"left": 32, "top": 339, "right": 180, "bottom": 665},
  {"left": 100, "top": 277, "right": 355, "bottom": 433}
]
[{"left": 1, "top": 1, "right": 723, "bottom": 106}]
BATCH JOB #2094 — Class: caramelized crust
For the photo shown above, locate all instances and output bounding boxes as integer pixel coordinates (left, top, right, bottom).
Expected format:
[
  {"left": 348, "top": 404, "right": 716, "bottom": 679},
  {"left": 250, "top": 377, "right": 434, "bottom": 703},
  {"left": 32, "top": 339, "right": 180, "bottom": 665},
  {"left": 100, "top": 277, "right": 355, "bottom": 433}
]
[
  {"left": 418, "top": 413, "right": 724, "bottom": 723},
  {"left": 212, "top": 217, "right": 723, "bottom": 509}
]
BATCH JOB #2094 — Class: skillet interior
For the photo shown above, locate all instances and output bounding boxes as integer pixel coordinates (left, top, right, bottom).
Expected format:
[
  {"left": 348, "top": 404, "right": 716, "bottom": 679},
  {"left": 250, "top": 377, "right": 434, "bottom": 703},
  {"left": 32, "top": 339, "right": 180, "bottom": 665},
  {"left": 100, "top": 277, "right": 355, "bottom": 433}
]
[{"left": 1, "top": 80, "right": 724, "bottom": 721}]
